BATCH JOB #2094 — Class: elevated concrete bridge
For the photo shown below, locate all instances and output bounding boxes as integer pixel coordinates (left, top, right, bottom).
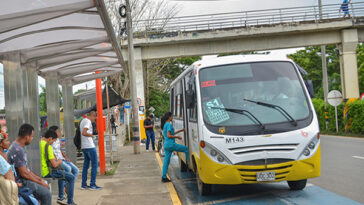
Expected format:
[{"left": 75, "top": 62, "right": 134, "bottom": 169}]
[{"left": 121, "top": 2, "right": 364, "bottom": 100}]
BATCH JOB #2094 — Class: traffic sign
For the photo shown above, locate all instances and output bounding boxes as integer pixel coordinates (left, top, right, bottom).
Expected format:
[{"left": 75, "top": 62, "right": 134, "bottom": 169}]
[
  {"left": 328, "top": 90, "right": 342, "bottom": 133},
  {"left": 124, "top": 102, "right": 131, "bottom": 109},
  {"left": 361, "top": 93, "right": 364, "bottom": 100},
  {"left": 328, "top": 90, "right": 342, "bottom": 106}
]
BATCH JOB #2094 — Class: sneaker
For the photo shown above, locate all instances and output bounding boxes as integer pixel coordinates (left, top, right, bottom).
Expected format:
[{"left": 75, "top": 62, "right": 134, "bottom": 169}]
[
  {"left": 146, "top": 150, "right": 149, "bottom": 152},
  {"left": 161, "top": 177, "right": 171, "bottom": 183},
  {"left": 57, "top": 197, "right": 67, "bottom": 205},
  {"left": 89, "top": 185, "right": 103, "bottom": 190},
  {"left": 80, "top": 185, "right": 89, "bottom": 190}
]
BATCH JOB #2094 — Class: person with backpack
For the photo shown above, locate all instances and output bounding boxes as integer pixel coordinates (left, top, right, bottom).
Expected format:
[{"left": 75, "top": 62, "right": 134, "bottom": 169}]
[
  {"left": 80, "top": 111, "right": 102, "bottom": 190},
  {"left": 40, "top": 129, "right": 77, "bottom": 205},
  {"left": 340, "top": 0, "right": 351, "bottom": 18},
  {"left": 50, "top": 126, "right": 79, "bottom": 205}
]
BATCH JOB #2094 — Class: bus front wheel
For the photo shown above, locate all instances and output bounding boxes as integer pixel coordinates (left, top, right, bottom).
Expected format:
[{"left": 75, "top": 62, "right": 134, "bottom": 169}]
[
  {"left": 287, "top": 179, "right": 307, "bottom": 190},
  {"left": 196, "top": 169, "right": 211, "bottom": 196}
]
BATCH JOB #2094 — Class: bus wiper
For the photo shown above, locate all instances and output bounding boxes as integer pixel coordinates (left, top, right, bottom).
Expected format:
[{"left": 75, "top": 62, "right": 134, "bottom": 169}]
[
  {"left": 243, "top": 99, "right": 297, "bottom": 126},
  {"left": 210, "top": 107, "right": 265, "bottom": 130}
]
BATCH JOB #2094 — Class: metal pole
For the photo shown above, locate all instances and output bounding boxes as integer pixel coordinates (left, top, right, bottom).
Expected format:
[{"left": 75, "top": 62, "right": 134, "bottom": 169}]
[
  {"left": 105, "top": 81, "right": 113, "bottom": 165},
  {"left": 126, "top": 0, "right": 140, "bottom": 154},
  {"left": 335, "top": 106, "right": 339, "bottom": 133},
  {"left": 319, "top": 0, "right": 329, "bottom": 130},
  {"left": 106, "top": 82, "right": 111, "bottom": 133},
  {"left": 95, "top": 72, "right": 106, "bottom": 175}
]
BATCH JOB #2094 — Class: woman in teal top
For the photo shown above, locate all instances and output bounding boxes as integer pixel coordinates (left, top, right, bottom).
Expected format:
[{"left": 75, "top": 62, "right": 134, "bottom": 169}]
[{"left": 161, "top": 112, "right": 189, "bottom": 182}]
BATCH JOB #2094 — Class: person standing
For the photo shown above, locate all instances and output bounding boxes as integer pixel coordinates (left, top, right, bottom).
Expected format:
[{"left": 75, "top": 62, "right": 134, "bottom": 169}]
[
  {"left": 144, "top": 114, "right": 156, "bottom": 152},
  {"left": 119, "top": 104, "right": 125, "bottom": 126},
  {"left": 40, "top": 129, "right": 76, "bottom": 205},
  {"left": 340, "top": 0, "right": 351, "bottom": 18},
  {"left": 80, "top": 111, "right": 102, "bottom": 190},
  {"left": 114, "top": 106, "right": 119, "bottom": 123},
  {"left": 161, "top": 112, "right": 188, "bottom": 182},
  {"left": 7, "top": 123, "right": 52, "bottom": 205},
  {"left": 110, "top": 115, "right": 116, "bottom": 134},
  {"left": 49, "top": 126, "right": 79, "bottom": 205}
]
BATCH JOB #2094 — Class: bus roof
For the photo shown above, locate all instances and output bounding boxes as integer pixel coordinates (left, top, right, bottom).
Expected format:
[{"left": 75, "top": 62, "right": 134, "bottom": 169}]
[{"left": 170, "top": 55, "right": 294, "bottom": 87}]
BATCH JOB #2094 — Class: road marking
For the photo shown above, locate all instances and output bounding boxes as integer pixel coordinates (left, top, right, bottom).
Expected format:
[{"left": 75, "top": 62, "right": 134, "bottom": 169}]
[
  {"left": 352, "top": 156, "right": 364, "bottom": 160},
  {"left": 155, "top": 152, "right": 182, "bottom": 205}
]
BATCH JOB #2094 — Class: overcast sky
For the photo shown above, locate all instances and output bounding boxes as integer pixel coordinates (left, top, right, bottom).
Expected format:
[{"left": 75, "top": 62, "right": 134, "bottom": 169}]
[{"left": 0, "top": 0, "right": 347, "bottom": 109}]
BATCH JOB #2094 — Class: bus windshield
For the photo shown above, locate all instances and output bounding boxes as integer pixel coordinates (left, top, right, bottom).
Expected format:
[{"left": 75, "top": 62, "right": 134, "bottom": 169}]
[{"left": 199, "top": 61, "right": 310, "bottom": 127}]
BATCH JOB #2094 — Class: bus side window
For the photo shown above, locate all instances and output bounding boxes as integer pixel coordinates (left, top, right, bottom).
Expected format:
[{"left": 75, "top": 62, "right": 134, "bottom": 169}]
[{"left": 186, "top": 72, "right": 197, "bottom": 121}]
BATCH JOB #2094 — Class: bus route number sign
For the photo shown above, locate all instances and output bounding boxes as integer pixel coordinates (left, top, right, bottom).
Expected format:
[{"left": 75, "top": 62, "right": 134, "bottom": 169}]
[{"left": 225, "top": 137, "right": 244, "bottom": 144}]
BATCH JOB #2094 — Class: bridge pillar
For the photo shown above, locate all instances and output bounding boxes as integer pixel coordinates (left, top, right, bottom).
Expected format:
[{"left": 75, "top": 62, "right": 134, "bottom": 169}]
[
  {"left": 339, "top": 29, "right": 360, "bottom": 99},
  {"left": 45, "top": 73, "right": 61, "bottom": 128},
  {"left": 2, "top": 52, "right": 41, "bottom": 175},
  {"left": 135, "top": 47, "right": 146, "bottom": 111},
  {"left": 62, "top": 81, "right": 77, "bottom": 163}
]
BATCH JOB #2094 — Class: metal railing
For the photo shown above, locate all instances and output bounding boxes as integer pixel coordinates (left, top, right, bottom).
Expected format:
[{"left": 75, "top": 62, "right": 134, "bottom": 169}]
[{"left": 131, "top": 2, "right": 364, "bottom": 36}]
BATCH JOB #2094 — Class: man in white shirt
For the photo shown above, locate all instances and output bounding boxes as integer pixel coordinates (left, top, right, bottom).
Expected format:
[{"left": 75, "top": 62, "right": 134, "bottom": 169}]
[{"left": 80, "top": 111, "right": 102, "bottom": 190}]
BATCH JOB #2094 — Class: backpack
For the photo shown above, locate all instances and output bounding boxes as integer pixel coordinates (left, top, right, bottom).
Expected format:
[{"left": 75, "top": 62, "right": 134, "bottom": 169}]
[{"left": 73, "top": 123, "right": 81, "bottom": 150}]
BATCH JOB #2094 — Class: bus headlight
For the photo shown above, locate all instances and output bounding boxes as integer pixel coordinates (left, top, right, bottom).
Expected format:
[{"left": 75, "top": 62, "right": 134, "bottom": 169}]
[
  {"left": 299, "top": 133, "right": 320, "bottom": 159},
  {"left": 202, "top": 141, "right": 232, "bottom": 165},
  {"left": 217, "top": 155, "right": 224, "bottom": 162},
  {"left": 308, "top": 142, "right": 315, "bottom": 149},
  {"left": 303, "top": 148, "right": 310, "bottom": 156},
  {"left": 210, "top": 149, "right": 217, "bottom": 157}
]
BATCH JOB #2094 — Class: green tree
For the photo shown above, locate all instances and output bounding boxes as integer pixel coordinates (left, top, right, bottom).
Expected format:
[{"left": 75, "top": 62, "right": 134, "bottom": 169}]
[
  {"left": 288, "top": 45, "right": 341, "bottom": 98},
  {"left": 146, "top": 57, "right": 201, "bottom": 117},
  {"left": 357, "top": 43, "right": 364, "bottom": 95}
]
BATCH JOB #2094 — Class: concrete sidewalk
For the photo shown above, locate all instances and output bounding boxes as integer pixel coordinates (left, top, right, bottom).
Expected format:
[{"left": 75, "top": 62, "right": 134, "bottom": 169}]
[{"left": 73, "top": 144, "right": 176, "bottom": 205}]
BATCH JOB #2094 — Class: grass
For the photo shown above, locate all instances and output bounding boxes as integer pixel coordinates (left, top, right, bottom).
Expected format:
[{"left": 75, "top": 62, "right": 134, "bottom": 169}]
[{"left": 105, "top": 161, "right": 120, "bottom": 176}]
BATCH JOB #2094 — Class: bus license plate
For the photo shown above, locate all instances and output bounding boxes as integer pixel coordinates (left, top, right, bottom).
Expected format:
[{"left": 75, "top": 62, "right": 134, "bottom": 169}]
[{"left": 256, "top": 171, "right": 275, "bottom": 182}]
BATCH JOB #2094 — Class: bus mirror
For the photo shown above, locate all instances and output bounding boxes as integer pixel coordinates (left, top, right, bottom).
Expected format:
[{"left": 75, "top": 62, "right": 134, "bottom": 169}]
[
  {"left": 186, "top": 90, "right": 195, "bottom": 109},
  {"left": 305, "top": 80, "right": 314, "bottom": 98}
]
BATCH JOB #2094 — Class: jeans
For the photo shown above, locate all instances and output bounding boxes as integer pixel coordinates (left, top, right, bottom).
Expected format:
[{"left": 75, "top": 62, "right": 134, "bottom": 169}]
[
  {"left": 82, "top": 148, "right": 98, "bottom": 187},
  {"left": 120, "top": 114, "right": 124, "bottom": 124},
  {"left": 111, "top": 126, "right": 116, "bottom": 134},
  {"left": 146, "top": 130, "right": 155, "bottom": 150},
  {"left": 162, "top": 143, "right": 189, "bottom": 179},
  {"left": 21, "top": 179, "right": 51, "bottom": 205},
  {"left": 58, "top": 160, "right": 79, "bottom": 199},
  {"left": 45, "top": 169, "right": 75, "bottom": 204}
]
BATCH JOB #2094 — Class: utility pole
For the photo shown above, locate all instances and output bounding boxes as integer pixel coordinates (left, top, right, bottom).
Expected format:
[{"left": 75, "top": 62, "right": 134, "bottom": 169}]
[
  {"left": 126, "top": 0, "right": 140, "bottom": 154},
  {"left": 319, "top": 0, "right": 329, "bottom": 130}
]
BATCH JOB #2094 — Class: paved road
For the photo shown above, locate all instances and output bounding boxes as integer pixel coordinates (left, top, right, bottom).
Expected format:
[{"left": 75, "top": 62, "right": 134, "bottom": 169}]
[
  {"left": 310, "top": 135, "right": 364, "bottom": 204},
  {"left": 166, "top": 135, "right": 364, "bottom": 204}
]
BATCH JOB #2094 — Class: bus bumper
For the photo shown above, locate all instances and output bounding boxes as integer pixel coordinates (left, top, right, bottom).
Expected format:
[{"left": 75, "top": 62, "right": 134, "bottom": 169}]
[{"left": 198, "top": 145, "right": 321, "bottom": 185}]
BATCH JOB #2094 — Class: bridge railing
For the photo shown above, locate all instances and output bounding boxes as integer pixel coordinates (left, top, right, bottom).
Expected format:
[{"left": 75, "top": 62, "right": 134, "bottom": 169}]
[{"left": 132, "top": 2, "right": 364, "bottom": 36}]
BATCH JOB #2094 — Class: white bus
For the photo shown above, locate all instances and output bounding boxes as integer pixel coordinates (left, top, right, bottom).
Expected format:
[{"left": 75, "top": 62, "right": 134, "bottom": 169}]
[{"left": 170, "top": 55, "right": 320, "bottom": 195}]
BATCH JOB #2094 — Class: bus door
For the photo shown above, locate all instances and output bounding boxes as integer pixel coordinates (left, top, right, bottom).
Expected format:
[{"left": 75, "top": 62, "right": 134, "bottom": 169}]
[
  {"left": 185, "top": 72, "right": 199, "bottom": 160},
  {"left": 173, "top": 81, "right": 186, "bottom": 145}
]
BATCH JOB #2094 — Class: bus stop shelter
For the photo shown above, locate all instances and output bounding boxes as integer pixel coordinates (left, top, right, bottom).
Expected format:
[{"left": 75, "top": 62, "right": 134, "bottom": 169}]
[{"left": 0, "top": 0, "right": 126, "bottom": 175}]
